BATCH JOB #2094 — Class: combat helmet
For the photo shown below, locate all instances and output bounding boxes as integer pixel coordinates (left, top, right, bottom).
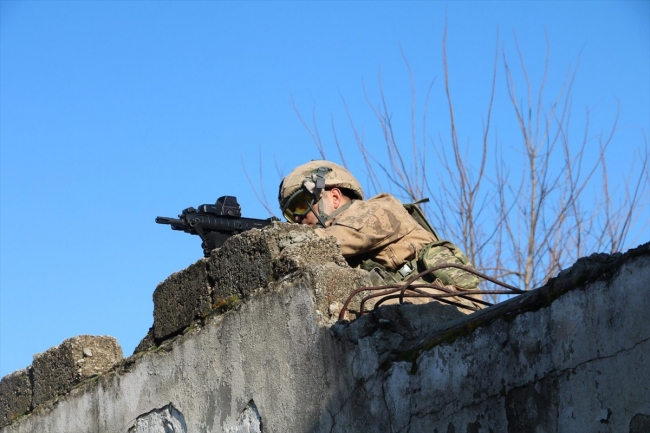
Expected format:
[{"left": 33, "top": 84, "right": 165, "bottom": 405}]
[{"left": 278, "top": 160, "right": 364, "bottom": 224}]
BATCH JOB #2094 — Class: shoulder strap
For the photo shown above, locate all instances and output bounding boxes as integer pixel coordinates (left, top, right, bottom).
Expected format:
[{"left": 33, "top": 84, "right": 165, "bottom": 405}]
[
  {"left": 325, "top": 199, "right": 355, "bottom": 222},
  {"left": 403, "top": 198, "right": 442, "bottom": 241}
]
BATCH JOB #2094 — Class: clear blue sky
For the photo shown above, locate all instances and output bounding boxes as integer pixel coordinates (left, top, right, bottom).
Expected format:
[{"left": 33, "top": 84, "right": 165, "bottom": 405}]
[{"left": 1, "top": 1, "right": 648, "bottom": 377}]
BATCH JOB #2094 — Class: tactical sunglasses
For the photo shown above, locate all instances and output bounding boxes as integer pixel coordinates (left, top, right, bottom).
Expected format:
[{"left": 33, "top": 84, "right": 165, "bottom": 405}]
[{"left": 282, "top": 189, "right": 316, "bottom": 222}]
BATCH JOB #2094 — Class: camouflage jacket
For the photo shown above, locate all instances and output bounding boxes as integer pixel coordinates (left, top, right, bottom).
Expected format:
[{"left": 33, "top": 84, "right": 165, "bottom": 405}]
[{"left": 314, "top": 193, "right": 436, "bottom": 271}]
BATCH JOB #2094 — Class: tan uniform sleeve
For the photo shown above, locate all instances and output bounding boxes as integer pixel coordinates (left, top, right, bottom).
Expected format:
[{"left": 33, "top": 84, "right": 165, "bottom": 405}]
[
  {"left": 314, "top": 223, "right": 393, "bottom": 257},
  {"left": 312, "top": 194, "right": 434, "bottom": 270}
]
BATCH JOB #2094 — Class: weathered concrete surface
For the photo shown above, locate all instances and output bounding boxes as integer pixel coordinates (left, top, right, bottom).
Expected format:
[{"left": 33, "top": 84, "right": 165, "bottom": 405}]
[
  {"left": 302, "top": 263, "right": 373, "bottom": 324},
  {"left": 324, "top": 244, "right": 650, "bottom": 433},
  {"left": 30, "top": 335, "right": 123, "bottom": 408},
  {"left": 207, "top": 222, "right": 349, "bottom": 301},
  {"left": 153, "top": 258, "right": 212, "bottom": 340},
  {"left": 0, "top": 369, "right": 31, "bottom": 427},
  {"left": 3, "top": 272, "right": 344, "bottom": 432},
  {"left": 151, "top": 223, "right": 368, "bottom": 342},
  {"left": 2, "top": 239, "right": 648, "bottom": 432},
  {"left": 127, "top": 403, "right": 187, "bottom": 433}
]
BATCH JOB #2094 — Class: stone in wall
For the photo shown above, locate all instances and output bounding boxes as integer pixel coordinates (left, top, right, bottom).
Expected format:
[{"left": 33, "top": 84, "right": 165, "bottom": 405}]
[
  {"left": 31, "top": 335, "right": 122, "bottom": 406},
  {"left": 153, "top": 258, "right": 212, "bottom": 340},
  {"left": 0, "top": 369, "right": 32, "bottom": 428},
  {"left": 152, "top": 222, "right": 354, "bottom": 341},
  {"left": 207, "top": 222, "right": 348, "bottom": 300},
  {"left": 128, "top": 403, "right": 187, "bottom": 433},
  {"left": 630, "top": 414, "right": 650, "bottom": 433},
  {"left": 133, "top": 326, "right": 155, "bottom": 354},
  {"left": 226, "top": 400, "right": 262, "bottom": 433},
  {"left": 302, "top": 263, "right": 372, "bottom": 324}
]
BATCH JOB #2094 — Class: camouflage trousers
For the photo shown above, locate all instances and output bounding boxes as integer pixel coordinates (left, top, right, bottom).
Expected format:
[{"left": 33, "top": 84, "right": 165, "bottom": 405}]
[{"left": 361, "top": 240, "right": 485, "bottom": 314}]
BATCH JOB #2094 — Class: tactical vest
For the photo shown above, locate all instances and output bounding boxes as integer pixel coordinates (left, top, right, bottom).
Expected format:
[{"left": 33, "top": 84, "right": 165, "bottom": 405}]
[{"left": 360, "top": 201, "right": 481, "bottom": 290}]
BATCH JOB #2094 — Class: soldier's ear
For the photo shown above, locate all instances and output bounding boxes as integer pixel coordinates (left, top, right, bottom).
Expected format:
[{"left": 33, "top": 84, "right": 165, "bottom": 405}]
[{"left": 328, "top": 188, "right": 344, "bottom": 209}]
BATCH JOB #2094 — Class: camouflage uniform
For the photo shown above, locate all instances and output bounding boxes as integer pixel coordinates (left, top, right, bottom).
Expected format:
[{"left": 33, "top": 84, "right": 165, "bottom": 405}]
[
  {"left": 313, "top": 193, "right": 484, "bottom": 312},
  {"left": 313, "top": 193, "right": 434, "bottom": 270},
  {"left": 279, "top": 160, "right": 484, "bottom": 312}
]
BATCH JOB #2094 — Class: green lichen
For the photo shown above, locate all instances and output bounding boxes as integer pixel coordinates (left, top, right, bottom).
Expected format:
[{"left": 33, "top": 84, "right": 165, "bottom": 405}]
[
  {"left": 10, "top": 411, "right": 28, "bottom": 422},
  {"left": 213, "top": 295, "right": 242, "bottom": 313}
]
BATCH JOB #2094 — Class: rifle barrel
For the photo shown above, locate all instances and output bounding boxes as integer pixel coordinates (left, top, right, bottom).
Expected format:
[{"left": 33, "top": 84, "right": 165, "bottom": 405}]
[{"left": 155, "top": 216, "right": 184, "bottom": 226}]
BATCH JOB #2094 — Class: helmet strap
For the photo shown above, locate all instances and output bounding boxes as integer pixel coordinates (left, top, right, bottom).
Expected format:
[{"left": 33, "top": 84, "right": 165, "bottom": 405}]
[
  {"left": 310, "top": 166, "right": 331, "bottom": 202},
  {"left": 297, "top": 166, "right": 342, "bottom": 228},
  {"left": 324, "top": 199, "right": 354, "bottom": 220},
  {"left": 312, "top": 198, "right": 355, "bottom": 228},
  {"left": 306, "top": 200, "right": 328, "bottom": 228}
]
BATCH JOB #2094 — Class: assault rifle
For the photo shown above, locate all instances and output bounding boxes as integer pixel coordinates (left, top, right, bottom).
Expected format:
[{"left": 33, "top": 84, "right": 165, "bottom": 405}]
[{"left": 156, "top": 196, "right": 279, "bottom": 257}]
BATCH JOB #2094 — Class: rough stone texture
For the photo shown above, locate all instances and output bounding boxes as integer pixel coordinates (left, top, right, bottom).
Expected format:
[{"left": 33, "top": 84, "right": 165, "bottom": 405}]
[
  {"left": 127, "top": 403, "right": 186, "bottom": 432},
  {"left": 208, "top": 222, "right": 348, "bottom": 301},
  {"left": 226, "top": 400, "right": 262, "bottom": 433},
  {"left": 630, "top": 413, "right": 650, "bottom": 433},
  {"left": 0, "top": 369, "right": 31, "bottom": 428},
  {"left": 153, "top": 222, "right": 352, "bottom": 341},
  {"left": 322, "top": 243, "right": 650, "bottom": 433},
  {"left": 133, "top": 326, "right": 155, "bottom": 355},
  {"left": 31, "top": 335, "right": 123, "bottom": 407},
  {"left": 332, "top": 300, "right": 465, "bottom": 362},
  {"left": 302, "top": 263, "right": 372, "bottom": 324},
  {"left": 2, "top": 242, "right": 648, "bottom": 432},
  {"left": 2, "top": 272, "right": 345, "bottom": 432},
  {"left": 153, "top": 258, "right": 212, "bottom": 340}
]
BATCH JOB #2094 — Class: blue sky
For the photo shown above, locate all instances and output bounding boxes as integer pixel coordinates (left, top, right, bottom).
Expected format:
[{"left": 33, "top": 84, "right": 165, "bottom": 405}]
[{"left": 1, "top": 1, "right": 648, "bottom": 377}]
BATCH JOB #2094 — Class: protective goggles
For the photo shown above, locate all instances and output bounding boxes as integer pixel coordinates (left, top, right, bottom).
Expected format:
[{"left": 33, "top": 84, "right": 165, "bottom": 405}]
[{"left": 282, "top": 188, "right": 316, "bottom": 222}]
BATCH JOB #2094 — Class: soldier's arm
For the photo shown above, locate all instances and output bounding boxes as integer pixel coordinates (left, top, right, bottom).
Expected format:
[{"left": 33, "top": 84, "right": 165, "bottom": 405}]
[
  {"left": 313, "top": 200, "right": 407, "bottom": 257},
  {"left": 313, "top": 225, "right": 387, "bottom": 257}
]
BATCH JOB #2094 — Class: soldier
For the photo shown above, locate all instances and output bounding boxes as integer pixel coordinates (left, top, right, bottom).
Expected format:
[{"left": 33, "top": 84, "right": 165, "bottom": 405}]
[{"left": 278, "top": 160, "right": 485, "bottom": 312}]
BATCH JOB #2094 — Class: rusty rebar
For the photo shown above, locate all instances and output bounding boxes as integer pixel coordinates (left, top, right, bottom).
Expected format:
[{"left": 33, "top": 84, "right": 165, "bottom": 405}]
[{"left": 338, "top": 263, "right": 524, "bottom": 321}]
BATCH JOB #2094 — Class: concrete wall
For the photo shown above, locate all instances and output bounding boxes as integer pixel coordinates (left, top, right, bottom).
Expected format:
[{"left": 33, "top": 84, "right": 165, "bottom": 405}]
[{"left": 1, "top": 224, "right": 648, "bottom": 432}]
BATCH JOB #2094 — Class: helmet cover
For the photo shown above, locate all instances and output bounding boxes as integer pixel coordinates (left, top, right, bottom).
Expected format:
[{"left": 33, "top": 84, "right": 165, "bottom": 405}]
[{"left": 278, "top": 160, "right": 364, "bottom": 211}]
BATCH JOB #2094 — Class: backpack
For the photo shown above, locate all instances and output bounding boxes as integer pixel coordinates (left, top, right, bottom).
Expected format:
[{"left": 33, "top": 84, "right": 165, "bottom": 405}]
[{"left": 403, "top": 199, "right": 441, "bottom": 241}]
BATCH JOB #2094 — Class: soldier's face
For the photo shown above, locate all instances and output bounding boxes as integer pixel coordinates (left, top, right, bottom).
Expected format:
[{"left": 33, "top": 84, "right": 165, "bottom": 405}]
[
  {"left": 293, "top": 190, "right": 345, "bottom": 227},
  {"left": 294, "top": 200, "right": 321, "bottom": 227},
  {"left": 294, "top": 191, "right": 338, "bottom": 227}
]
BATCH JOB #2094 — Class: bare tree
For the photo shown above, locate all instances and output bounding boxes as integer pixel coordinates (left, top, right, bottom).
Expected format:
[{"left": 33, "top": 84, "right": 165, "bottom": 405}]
[{"left": 250, "top": 25, "right": 649, "bottom": 294}]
